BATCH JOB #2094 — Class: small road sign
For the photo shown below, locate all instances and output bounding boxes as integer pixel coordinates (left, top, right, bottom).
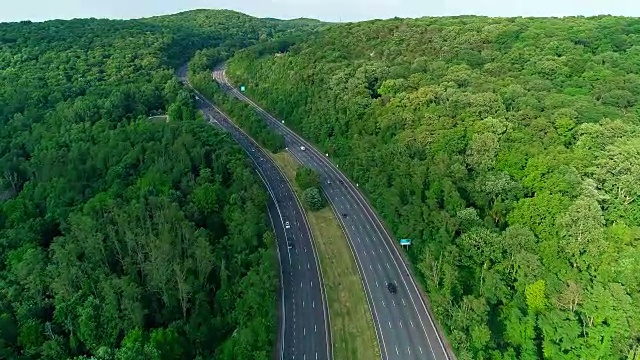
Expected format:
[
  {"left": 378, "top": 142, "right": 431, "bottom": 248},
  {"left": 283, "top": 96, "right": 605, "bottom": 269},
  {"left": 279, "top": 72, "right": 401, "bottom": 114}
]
[{"left": 400, "top": 239, "right": 412, "bottom": 246}]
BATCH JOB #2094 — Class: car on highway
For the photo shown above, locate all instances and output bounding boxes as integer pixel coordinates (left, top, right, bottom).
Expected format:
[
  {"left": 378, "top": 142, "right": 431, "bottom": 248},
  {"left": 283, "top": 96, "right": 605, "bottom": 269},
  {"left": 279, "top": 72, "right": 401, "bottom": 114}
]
[
  {"left": 341, "top": 213, "right": 348, "bottom": 218},
  {"left": 300, "top": 146, "right": 306, "bottom": 151},
  {"left": 387, "top": 281, "right": 397, "bottom": 294},
  {"left": 338, "top": 179, "right": 344, "bottom": 184},
  {"left": 287, "top": 241, "right": 293, "bottom": 249},
  {"left": 285, "top": 221, "right": 290, "bottom": 229},
  {"left": 327, "top": 179, "right": 332, "bottom": 184}
]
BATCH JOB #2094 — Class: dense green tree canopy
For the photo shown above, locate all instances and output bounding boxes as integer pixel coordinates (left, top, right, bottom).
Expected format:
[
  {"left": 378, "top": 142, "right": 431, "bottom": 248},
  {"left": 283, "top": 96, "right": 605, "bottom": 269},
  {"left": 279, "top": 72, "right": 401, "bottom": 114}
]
[
  {"left": 227, "top": 15, "right": 640, "bottom": 360},
  {"left": 302, "top": 187, "right": 326, "bottom": 211},
  {"left": 0, "top": 10, "right": 319, "bottom": 360}
]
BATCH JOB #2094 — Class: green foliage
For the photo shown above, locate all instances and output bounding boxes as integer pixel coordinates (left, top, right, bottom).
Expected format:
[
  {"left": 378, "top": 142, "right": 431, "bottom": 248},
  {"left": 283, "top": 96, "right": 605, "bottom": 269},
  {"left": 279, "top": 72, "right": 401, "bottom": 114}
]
[
  {"left": 227, "top": 15, "right": 640, "bottom": 359},
  {"left": 303, "top": 187, "right": 326, "bottom": 211},
  {"left": 295, "top": 167, "right": 320, "bottom": 190},
  {"left": 0, "top": 10, "right": 315, "bottom": 360}
]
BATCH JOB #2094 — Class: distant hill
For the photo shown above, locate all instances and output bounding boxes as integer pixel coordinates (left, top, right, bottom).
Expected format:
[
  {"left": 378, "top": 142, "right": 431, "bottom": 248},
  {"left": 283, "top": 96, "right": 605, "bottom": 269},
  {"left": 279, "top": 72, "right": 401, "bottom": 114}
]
[{"left": 227, "top": 15, "right": 640, "bottom": 360}]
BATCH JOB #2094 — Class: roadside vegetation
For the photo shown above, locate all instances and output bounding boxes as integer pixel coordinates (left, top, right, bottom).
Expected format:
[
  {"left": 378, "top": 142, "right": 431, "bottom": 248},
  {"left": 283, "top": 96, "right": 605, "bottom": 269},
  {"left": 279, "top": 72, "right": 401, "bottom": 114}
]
[
  {"left": 227, "top": 16, "right": 640, "bottom": 360},
  {"left": 295, "top": 167, "right": 327, "bottom": 210},
  {"left": 0, "top": 10, "right": 318, "bottom": 360}
]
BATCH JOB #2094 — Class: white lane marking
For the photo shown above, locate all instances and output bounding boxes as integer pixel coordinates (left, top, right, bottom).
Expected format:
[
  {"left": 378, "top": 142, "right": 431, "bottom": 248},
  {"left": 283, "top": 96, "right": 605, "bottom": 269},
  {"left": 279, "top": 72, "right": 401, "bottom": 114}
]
[
  {"left": 369, "top": 265, "right": 373, "bottom": 270},
  {"left": 386, "top": 262, "right": 390, "bottom": 269},
  {"left": 308, "top": 263, "right": 310, "bottom": 269},
  {"left": 358, "top": 237, "right": 361, "bottom": 243},
  {"left": 311, "top": 281, "right": 313, "bottom": 288},
  {"left": 400, "top": 321, "right": 403, "bottom": 328},
  {"left": 375, "top": 280, "right": 379, "bottom": 287},
  {"left": 273, "top": 136, "right": 390, "bottom": 358},
  {"left": 315, "top": 324, "right": 317, "bottom": 332},
  {"left": 313, "top": 301, "right": 315, "bottom": 308},
  {"left": 395, "top": 346, "right": 399, "bottom": 355},
  {"left": 402, "top": 298, "right": 406, "bottom": 306},
  {"left": 410, "top": 320, "right": 414, "bottom": 327},
  {"left": 298, "top": 263, "right": 301, "bottom": 270},
  {"left": 379, "top": 248, "right": 383, "bottom": 254},
  {"left": 389, "top": 321, "right": 392, "bottom": 329},
  {"left": 316, "top": 352, "right": 318, "bottom": 360},
  {"left": 382, "top": 300, "right": 386, "bottom": 307},
  {"left": 304, "top": 327, "right": 306, "bottom": 335},
  {"left": 392, "top": 299, "right": 396, "bottom": 307},
  {"left": 419, "top": 346, "right": 423, "bottom": 354},
  {"left": 378, "top": 264, "right": 382, "bottom": 270},
  {"left": 301, "top": 282, "right": 303, "bottom": 288},
  {"left": 303, "top": 300, "right": 305, "bottom": 308},
  {"left": 408, "top": 347, "right": 411, "bottom": 355},
  {"left": 351, "top": 225, "right": 355, "bottom": 231}
]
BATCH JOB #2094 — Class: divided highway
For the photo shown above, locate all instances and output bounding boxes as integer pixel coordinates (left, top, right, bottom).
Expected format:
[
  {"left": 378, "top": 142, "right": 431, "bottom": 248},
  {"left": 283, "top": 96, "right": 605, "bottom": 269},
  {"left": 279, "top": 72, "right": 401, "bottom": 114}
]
[
  {"left": 214, "top": 66, "right": 455, "bottom": 360},
  {"left": 178, "top": 67, "right": 332, "bottom": 360}
]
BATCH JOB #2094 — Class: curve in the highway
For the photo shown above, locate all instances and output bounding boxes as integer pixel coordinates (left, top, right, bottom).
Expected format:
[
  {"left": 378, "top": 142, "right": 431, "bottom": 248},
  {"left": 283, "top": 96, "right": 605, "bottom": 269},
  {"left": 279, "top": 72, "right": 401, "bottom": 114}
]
[
  {"left": 214, "top": 66, "right": 456, "bottom": 360},
  {"left": 178, "top": 67, "right": 332, "bottom": 360}
]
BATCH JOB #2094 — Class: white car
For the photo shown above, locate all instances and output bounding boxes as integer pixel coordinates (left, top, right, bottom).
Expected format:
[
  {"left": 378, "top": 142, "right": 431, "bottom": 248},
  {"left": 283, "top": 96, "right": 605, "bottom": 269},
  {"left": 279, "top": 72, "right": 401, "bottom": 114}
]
[
  {"left": 285, "top": 221, "right": 290, "bottom": 229},
  {"left": 300, "top": 146, "right": 306, "bottom": 151}
]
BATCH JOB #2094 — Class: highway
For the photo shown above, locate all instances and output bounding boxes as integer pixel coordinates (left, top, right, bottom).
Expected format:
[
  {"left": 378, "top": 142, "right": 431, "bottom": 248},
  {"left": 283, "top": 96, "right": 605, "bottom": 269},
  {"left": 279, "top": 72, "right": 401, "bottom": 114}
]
[
  {"left": 214, "top": 66, "right": 455, "bottom": 360},
  {"left": 178, "top": 67, "right": 332, "bottom": 360}
]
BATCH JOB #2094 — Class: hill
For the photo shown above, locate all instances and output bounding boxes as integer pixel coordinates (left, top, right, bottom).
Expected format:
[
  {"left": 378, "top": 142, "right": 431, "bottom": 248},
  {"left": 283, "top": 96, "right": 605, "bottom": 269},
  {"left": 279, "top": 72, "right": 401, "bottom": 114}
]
[
  {"left": 0, "top": 10, "right": 317, "bottom": 360},
  {"left": 227, "top": 16, "right": 640, "bottom": 360}
]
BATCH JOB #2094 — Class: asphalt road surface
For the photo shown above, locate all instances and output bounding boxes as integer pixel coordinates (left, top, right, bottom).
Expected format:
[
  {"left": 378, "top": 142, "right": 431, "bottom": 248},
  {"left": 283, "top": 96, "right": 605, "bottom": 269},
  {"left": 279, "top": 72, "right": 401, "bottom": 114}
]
[
  {"left": 213, "top": 66, "right": 455, "bottom": 360},
  {"left": 177, "top": 66, "right": 332, "bottom": 360}
]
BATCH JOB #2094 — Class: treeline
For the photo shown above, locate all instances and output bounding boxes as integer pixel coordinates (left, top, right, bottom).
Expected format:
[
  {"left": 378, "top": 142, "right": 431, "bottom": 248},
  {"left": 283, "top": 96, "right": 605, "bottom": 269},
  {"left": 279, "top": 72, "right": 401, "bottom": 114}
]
[
  {"left": 227, "top": 16, "right": 640, "bottom": 360},
  {"left": 188, "top": 50, "right": 286, "bottom": 153},
  {"left": 0, "top": 10, "right": 318, "bottom": 360}
]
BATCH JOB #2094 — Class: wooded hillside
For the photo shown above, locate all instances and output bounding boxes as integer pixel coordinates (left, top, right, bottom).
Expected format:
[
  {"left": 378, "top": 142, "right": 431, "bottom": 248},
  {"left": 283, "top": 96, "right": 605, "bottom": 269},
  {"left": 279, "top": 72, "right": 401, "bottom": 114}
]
[
  {"left": 0, "top": 10, "right": 315, "bottom": 360},
  {"left": 227, "top": 16, "right": 640, "bottom": 360}
]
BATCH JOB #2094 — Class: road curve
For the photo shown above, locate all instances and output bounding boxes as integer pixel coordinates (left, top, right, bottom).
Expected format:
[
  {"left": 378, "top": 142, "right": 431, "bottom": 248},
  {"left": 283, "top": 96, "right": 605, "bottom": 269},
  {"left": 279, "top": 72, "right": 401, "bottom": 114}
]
[
  {"left": 178, "top": 67, "right": 332, "bottom": 360},
  {"left": 214, "top": 65, "right": 456, "bottom": 360}
]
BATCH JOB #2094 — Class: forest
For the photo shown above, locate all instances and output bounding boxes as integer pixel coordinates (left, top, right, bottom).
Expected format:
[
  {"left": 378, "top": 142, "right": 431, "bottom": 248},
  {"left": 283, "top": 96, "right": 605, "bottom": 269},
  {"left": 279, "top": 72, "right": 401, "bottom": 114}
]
[
  {"left": 0, "top": 10, "right": 317, "bottom": 360},
  {"left": 227, "top": 16, "right": 640, "bottom": 360}
]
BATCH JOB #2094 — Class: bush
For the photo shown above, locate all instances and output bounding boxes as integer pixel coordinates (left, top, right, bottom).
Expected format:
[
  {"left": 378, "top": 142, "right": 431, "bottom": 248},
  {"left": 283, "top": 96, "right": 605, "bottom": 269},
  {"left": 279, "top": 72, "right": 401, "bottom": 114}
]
[{"left": 295, "top": 167, "right": 320, "bottom": 190}]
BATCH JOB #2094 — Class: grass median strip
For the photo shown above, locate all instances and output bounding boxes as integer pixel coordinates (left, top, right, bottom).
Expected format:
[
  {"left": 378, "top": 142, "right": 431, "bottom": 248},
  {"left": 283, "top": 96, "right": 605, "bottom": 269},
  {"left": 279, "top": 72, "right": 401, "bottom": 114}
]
[{"left": 270, "top": 151, "right": 380, "bottom": 360}]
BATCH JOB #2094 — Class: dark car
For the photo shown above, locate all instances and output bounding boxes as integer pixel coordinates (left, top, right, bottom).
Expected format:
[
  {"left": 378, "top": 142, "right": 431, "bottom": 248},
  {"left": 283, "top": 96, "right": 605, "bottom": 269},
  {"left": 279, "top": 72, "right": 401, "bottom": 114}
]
[
  {"left": 342, "top": 213, "right": 348, "bottom": 218},
  {"left": 339, "top": 179, "right": 345, "bottom": 185},
  {"left": 387, "top": 282, "right": 397, "bottom": 294}
]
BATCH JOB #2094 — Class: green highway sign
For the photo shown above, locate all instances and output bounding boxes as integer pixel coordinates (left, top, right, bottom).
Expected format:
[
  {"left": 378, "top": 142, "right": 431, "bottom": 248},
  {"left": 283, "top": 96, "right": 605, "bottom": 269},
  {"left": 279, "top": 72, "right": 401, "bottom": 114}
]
[
  {"left": 400, "top": 239, "right": 412, "bottom": 246},
  {"left": 240, "top": 85, "right": 246, "bottom": 92}
]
